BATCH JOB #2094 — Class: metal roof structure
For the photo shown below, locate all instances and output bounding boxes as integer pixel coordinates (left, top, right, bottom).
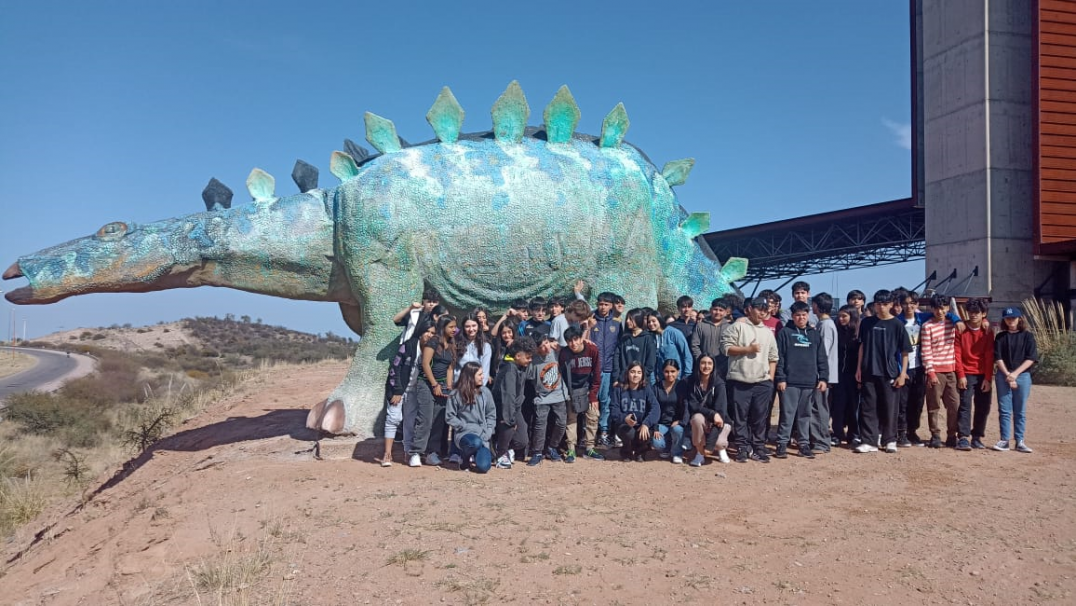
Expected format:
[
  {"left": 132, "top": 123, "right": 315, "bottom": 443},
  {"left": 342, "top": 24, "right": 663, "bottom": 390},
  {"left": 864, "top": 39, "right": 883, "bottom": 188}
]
[{"left": 702, "top": 198, "right": 925, "bottom": 290}]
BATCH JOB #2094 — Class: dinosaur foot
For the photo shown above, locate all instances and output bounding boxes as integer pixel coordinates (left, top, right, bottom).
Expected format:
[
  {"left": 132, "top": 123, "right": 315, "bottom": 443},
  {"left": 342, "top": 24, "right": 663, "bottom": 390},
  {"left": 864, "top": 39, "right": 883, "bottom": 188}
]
[{"left": 306, "top": 399, "right": 347, "bottom": 435}]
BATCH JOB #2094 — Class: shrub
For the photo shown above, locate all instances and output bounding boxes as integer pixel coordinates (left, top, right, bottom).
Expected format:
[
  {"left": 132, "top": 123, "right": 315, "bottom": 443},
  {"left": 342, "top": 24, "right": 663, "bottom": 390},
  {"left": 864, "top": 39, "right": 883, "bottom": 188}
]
[
  {"left": 2, "top": 392, "right": 111, "bottom": 448},
  {"left": 1023, "top": 298, "right": 1076, "bottom": 386}
]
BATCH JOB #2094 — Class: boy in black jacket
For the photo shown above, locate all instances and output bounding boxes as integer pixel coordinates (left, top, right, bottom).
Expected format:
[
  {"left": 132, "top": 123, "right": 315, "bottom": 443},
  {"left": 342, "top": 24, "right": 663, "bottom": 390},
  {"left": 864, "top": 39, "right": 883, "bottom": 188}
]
[
  {"left": 491, "top": 336, "right": 536, "bottom": 469},
  {"left": 774, "top": 302, "right": 829, "bottom": 459}
]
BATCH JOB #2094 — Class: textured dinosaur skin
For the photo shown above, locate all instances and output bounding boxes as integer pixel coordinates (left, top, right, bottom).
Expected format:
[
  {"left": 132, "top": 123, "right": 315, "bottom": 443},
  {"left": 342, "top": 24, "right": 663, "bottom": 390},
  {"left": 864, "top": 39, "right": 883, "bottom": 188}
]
[{"left": 3, "top": 83, "right": 747, "bottom": 437}]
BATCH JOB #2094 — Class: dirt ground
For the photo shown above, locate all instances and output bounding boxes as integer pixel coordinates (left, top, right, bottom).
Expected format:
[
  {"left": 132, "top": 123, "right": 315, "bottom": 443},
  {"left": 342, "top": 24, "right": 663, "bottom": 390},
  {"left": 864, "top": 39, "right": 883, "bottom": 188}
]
[
  {"left": 0, "top": 351, "right": 36, "bottom": 379},
  {"left": 3, "top": 361, "right": 1074, "bottom": 605}
]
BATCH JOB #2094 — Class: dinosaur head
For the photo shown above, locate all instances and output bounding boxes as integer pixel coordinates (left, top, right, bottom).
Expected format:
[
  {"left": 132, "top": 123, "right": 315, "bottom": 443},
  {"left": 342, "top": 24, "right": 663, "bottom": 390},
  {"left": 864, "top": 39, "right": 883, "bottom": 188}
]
[
  {"left": 4, "top": 190, "right": 351, "bottom": 306},
  {"left": 4, "top": 219, "right": 190, "bottom": 304}
]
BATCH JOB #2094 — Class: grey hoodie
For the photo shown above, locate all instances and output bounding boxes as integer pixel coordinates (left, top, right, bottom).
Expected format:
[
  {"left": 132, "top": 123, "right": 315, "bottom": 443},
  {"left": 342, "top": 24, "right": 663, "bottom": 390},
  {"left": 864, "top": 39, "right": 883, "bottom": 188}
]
[
  {"left": 529, "top": 349, "right": 569, "bottom": 405},
  {"left": 446, "top": 386, "right": 497, "bottom": 448}
]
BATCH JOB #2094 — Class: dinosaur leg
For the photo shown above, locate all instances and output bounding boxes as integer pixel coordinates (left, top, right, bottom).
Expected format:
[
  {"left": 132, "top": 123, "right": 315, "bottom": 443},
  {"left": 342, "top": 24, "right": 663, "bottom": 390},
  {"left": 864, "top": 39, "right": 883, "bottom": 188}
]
[{"left": 314, "top": 264, "right": 421, "bottom": 438}]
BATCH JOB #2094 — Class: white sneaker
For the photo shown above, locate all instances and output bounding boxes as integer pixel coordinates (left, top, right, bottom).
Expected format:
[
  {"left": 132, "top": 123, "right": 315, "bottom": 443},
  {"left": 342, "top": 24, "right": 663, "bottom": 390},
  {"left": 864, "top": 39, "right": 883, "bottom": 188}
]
[
  {"left": 508, "top": 449, "right": 516, "bottom": 463},
  {"left": 884, "top": 442, "right": 898, "bottom": 453},
  {"left": 408, "top": 453, "right": 422, "bottom": 467},
  {"left": 614, "top": 436, "right": 624, "bottom": 447},
  {"left": 671, "top": 456, "right": 683, "bottom": 464},
  {"left": 992, "top": 440, "right": 1010, "bottom": 451},
  {"left": 854, "top": 443, "right": 879, "bottom": 454},
  {"left": 717, "top": 449, "right": 731, "bottom": 464},
  {"left": 1016, "top": 440, "right": 1033, "bottom": 453},
  {"left": 495, "top": 454, "right": 512, "bottom": 469},
  {"left": 690, "top": 453, "right": 705, "bottom": 467}
]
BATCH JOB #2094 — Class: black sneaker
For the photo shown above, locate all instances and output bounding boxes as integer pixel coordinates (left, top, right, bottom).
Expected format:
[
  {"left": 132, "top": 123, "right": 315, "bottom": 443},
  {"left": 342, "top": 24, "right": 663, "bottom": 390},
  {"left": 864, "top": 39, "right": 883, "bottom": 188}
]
[
  {"left": 736, "top": 450, "right": 750, "bottom": 463},
  {"left": 634, "top": 452, "right": 645, "bottom": 462},
  {"left": 929, "top": 435, "right": 943, "bottom": 449},
  {"left": 956, "top": 437, "right": 972, "bottom": 451},
  {"left": 897, "top": 434, "right": 913, "bottom": 448},
  {"left": 597, "top": 431, "right": 611, "bottom": 447},
  {"left": 830, "top": 437, "right": 841, "bottom": 448},
  {"left": 907, "top": 432, "right": 924, "bottom": 445},
  {"left": 749, "top": 451, "right": 770, "bottom": 463},
  {"left": 971, "top": 438, "right": 986, "bottom": 450},
  {"left": 774, "top": 444, "right": 788, "bottom": 459},
  {"left": 945, "top": 436, "right": 957, "bottom": 449},
  {"left": 799, "top": 445, "right": 815, "bottom": 459}
]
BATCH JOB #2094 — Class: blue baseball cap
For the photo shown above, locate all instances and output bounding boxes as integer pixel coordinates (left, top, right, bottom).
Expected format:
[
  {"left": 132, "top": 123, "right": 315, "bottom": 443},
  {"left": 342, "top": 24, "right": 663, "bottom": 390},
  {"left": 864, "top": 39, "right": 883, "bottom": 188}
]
[{"left": 1002, "top": 307, "right": 1022, "bottom": 318}]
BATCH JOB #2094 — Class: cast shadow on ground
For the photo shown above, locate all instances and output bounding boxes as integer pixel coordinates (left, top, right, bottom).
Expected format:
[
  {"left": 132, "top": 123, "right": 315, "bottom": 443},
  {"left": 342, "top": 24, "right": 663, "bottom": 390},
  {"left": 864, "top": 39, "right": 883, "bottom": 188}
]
[{"left": 88, "top": 405, "right": 325, "bottom": 499}]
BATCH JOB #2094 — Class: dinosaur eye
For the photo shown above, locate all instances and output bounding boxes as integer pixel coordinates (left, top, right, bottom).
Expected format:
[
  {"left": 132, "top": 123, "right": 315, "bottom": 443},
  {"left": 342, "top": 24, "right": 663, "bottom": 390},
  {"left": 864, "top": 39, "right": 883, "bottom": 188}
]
[{"left": 96, "top": 222, "right": 129, "bottom": 240}]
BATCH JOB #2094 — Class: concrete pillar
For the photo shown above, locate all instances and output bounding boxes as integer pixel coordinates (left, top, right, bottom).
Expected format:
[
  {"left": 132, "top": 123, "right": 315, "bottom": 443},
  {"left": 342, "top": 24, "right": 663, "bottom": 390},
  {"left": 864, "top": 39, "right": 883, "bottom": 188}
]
[{"left": 920, "top": 0, "right": 1064, "bottom": 316}]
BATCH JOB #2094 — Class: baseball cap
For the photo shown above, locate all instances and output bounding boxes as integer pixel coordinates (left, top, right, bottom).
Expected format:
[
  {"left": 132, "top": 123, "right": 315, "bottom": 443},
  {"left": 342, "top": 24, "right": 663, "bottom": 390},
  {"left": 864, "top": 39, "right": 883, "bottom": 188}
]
[{"left": 1002, "top": 307, "right": 1023, "bottom": 318}]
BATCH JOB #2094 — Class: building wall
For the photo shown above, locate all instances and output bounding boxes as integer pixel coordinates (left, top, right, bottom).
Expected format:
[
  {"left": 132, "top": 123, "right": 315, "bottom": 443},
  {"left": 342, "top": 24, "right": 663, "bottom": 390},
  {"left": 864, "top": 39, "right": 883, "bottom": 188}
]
[
  {"left": 1036, "top": 0, "right": 1076, "bottom": 253},
  {"left": 921, "top": 0, "right": 1067, "bottom": 313}
]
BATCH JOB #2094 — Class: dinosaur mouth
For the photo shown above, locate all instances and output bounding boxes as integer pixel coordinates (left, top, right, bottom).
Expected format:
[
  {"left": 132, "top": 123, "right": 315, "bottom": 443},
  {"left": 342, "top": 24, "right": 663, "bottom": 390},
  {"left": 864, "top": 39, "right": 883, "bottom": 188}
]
[
  {"left": 2, "top": 262, "right": 34, "bottom": 303},
  {"left": 2, "top": 262, "right": 22, "bottom": 280}
]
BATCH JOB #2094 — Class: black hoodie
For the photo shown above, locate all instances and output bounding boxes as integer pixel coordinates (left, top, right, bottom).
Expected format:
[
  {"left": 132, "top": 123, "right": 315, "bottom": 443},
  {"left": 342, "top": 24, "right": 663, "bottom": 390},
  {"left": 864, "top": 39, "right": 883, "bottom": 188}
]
[
  {"left": 613, "top": 330, "right": 656, "bottom": 382},
  {"left": 775, "top": 324, "right": 828, "bottom": 388}
]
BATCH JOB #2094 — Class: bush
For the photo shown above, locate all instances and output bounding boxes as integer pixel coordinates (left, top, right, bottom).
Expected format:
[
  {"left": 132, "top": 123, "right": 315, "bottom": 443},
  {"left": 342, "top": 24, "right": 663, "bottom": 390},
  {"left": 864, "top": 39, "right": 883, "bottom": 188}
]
[
  {"left": 1024, "top": 298, "right": 1076, "bottom": 386},
  {"left": 3, "top": 392, "right": 111, "bottom": 448}
]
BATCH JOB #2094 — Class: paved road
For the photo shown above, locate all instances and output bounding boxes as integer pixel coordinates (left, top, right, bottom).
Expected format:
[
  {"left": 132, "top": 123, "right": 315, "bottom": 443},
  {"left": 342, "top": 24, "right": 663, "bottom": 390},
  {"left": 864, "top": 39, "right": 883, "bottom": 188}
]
[{"left": 0, "top": 347, "right": 95, "bottom": 399}]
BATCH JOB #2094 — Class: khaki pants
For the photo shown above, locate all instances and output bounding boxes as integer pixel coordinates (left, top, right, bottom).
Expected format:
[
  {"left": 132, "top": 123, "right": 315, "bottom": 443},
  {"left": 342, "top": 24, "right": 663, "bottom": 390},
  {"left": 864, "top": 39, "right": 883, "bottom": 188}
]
[
  {"left": 926, "top": 371, "right": 960, "bottom": 439},
  {"left": 567, "top": 390, "right": 599, "bottom": 452}
]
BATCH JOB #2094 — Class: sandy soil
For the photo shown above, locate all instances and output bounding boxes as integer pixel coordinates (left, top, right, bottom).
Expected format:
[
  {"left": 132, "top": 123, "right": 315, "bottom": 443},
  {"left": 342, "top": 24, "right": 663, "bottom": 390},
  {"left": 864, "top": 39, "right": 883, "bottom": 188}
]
[
  {"left": 32, "top": 322, "right": 196, "bottom": 354},
  {"left": 0, "top": 351, "right": 37, "bottom": 379},
  {"left": 2, "top": 361, "right": 1074, "bottom": 605}
]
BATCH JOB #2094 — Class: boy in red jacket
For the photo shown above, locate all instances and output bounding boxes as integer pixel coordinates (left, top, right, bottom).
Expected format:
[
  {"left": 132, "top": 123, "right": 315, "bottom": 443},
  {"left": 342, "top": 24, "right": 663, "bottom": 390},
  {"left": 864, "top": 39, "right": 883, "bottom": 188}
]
[
  {"left": 559, "top": 326, "right": 604, "bottom": 462},
  {"left": 955, "top": 298, "right": 994, "bottom": 450}
]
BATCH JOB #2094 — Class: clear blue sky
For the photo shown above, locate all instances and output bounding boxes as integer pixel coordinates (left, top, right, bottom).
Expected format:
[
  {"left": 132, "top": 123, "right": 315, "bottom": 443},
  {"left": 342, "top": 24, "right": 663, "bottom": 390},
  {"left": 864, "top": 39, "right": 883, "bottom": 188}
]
[{"left": 0, "top": 1, "right": 917, "bottom": 339}]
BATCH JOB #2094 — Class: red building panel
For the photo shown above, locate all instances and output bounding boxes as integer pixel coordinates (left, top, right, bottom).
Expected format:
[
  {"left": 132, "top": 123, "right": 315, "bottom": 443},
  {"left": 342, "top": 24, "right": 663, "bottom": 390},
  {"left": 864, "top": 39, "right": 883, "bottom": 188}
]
[{"left": 1036, "top": 0, "right": 1076, "bottom": 254}]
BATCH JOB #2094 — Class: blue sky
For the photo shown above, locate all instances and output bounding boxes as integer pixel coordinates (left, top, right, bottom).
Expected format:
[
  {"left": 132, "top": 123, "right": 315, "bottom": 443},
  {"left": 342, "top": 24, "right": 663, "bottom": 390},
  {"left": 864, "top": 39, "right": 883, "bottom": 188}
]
[{"left": 0, "top": 1, "right": 917, "bottom": 339}]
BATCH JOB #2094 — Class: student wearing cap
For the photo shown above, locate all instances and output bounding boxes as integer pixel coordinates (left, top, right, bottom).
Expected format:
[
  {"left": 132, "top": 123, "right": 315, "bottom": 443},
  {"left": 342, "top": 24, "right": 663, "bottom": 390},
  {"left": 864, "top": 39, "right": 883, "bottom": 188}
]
[{"left": 993, "top": 307, "right": 1039, "bottom": 453}]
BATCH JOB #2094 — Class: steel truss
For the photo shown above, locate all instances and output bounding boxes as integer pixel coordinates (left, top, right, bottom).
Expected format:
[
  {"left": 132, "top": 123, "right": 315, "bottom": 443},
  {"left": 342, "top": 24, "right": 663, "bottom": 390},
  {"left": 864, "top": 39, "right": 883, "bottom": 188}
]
[{"left": 703, "top": 200, "right": 925, "bottom": 283}]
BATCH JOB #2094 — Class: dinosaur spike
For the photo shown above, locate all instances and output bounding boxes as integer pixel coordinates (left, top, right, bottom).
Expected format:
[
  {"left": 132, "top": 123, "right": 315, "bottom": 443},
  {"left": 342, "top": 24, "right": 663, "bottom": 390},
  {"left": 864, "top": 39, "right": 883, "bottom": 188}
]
[
  {"left": 330, "top": 151, "right": 360, "bottom": 182},
  {"left": 491, "top": 81, "right": 530, "bottom": 143},
  {"left": 201, "top": 178, "right": 233, "bottom": 211},
  {"left": 720, "top": 257, "right": 749, "bottom": 283},
  {"left": 679, "top": 212, "right": 710, "bottom": 239},
  {"left": 426, "top": 86, "right": 465, "bottom": 144},
  {"left": 599, "top": 103, "right": 630, "bottom": 148},
  {"left": 661, "top": 159, "right": 695, "bottom": 186},
  {"left": 364, "top": 112, "right": 403, "bottom": 154},
  {"left": 291, "top": 160, "right": 319, "bottom": 192},
  {"left": 343, "top": 139, "right": 370, "bottom": 163},
  {"left": 543, "top": 85, "right": 580, "bottom": 144},
  {"left": 246, "top": 168, "right": 276, "bottom": 202}
]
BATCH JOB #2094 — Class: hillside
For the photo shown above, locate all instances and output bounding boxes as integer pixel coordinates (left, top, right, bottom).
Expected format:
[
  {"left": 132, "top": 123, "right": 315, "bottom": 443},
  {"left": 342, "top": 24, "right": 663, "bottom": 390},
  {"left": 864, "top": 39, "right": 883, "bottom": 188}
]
[{"left": 29, "top": 316, "right": 355, "bottom": 366}]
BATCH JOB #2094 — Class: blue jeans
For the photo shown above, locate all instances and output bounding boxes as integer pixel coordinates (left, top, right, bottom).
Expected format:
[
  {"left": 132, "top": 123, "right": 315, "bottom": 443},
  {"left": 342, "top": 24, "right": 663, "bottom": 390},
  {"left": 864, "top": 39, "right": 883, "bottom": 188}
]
[
  {"left": 654, "top": 423, "right": 686, "bottom": 457},
  {"left": 995, "top": 371, "right": 1031, "bottom": 442},
  {"left": 598, "top": 372, "right": 612, "bottom": 431},
  {"left": 457, "top": 433, "right": 492, "bottom": 473}
]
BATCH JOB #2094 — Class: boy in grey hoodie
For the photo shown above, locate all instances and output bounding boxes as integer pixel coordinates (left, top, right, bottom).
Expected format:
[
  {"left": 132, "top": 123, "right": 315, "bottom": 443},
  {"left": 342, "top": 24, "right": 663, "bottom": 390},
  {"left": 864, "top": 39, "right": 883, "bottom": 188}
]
[{"left": 527, "top": 336, "right": 571, "bottom": 466}]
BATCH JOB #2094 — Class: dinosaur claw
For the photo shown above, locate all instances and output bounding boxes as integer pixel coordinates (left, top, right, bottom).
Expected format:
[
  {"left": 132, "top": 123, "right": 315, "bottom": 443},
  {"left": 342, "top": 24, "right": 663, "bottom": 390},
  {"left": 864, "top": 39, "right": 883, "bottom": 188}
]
[{"left": 3, "top": 262, "right": 23, "bottom": 280}]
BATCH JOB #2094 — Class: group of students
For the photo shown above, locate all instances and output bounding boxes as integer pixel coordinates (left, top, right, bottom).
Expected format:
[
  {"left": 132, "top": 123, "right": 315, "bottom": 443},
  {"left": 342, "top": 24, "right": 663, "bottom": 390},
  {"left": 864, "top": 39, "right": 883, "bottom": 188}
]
[{"left": 378, "top": 280, "right": 1040, "bottom": 472}]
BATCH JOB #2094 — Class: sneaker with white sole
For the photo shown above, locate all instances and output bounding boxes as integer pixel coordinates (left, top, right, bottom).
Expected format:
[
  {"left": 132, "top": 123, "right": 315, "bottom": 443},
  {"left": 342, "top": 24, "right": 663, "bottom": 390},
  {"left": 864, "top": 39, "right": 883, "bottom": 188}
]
[
  {"left": 1016, "top": 440, "right": 1033, "bottom": 453},
  {"left": 380, "top": 458, "right": 393, "bottom": 467},
  {"left": 884, "top": 441, "right": 898, "bottom": 453},
  {"left": 671, "top": 455, "right": 683, "bottom": 464},
  {"left": 717, "top": 449, "right": 731, "bottom": 464},
  {"left": 495, "top": 454, "right": 512, "bottom": 469},
  {"left": 426, "top": 452, "right": 442, "bottom": 466},
  {"left": 854, "top": 443, "right": 879, "bottom": 453},
  {"left": 690, "top": 453, "right": 705, "bottom": 467},
  {"left": 408, "top": 454, "right": 422, "bottom": 467},
  {"left": 508, "top": 449, "right": 516, "bottom": 463},
  {"left": 992, "top": 440, "right": 1010, "bottom": 451}
]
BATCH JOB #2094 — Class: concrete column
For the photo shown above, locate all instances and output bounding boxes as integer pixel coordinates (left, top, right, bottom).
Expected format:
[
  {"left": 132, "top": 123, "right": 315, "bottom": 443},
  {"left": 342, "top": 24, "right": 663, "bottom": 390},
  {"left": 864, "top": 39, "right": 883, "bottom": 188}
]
[{"left": 920, "top": 0, "right": 1064, "bottom": 316}]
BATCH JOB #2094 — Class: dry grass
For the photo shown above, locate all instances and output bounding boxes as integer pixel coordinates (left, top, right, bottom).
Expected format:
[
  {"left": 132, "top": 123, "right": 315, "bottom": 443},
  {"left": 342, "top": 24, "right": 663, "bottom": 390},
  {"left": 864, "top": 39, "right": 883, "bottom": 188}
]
[
  {"left": 184, "top": 523, "right": 276, "bottom": 604},
  {"left": 0, "top": 350, "right": 37, "bottom": 379},
  {"left": 1024, "top": 298, "right": 1076, "bottom": 386},
  {"left": 0, "top": 474, "right": 49, "bottom": 535}
]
